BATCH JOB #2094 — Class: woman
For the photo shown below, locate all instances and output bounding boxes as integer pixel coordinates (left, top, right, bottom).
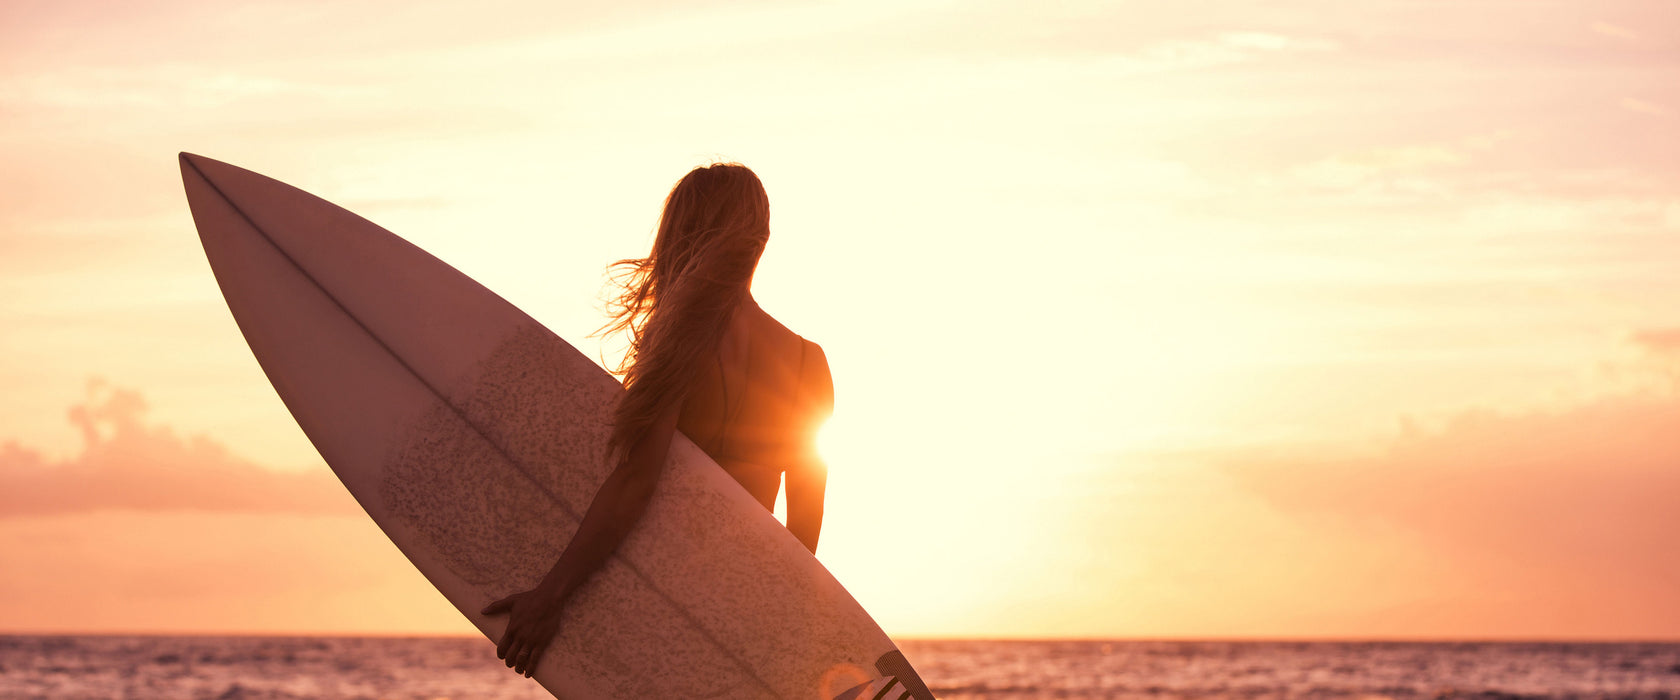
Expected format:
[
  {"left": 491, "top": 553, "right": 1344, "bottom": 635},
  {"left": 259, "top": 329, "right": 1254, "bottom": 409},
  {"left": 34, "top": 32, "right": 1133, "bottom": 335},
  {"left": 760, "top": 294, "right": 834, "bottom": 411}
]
[{"left": 481, "top": 163, "right": 834, "bottom": 678}]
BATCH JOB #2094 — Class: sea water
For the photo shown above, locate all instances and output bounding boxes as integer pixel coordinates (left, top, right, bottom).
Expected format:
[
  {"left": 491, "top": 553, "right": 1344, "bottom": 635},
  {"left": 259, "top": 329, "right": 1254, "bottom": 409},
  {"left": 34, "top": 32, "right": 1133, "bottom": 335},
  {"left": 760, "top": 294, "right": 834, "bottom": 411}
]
[{"left": 2, "top": 636, "right": 1678, "bottom": 699}]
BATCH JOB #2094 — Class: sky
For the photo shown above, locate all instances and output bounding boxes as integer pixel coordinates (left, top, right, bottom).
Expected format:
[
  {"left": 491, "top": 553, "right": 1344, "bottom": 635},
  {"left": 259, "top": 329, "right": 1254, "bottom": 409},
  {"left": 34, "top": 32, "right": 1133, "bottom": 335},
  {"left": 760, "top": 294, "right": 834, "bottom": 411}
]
[{"left": 2, "top": 0, "right": 1678, "bottom": 638}]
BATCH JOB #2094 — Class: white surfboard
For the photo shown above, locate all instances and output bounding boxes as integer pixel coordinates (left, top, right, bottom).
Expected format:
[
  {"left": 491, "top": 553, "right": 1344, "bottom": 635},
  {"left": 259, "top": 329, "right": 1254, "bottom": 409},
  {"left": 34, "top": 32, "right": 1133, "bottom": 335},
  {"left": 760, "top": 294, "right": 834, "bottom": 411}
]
[{"left": 178, "top": 153, "right": 934, "bottom": 700}]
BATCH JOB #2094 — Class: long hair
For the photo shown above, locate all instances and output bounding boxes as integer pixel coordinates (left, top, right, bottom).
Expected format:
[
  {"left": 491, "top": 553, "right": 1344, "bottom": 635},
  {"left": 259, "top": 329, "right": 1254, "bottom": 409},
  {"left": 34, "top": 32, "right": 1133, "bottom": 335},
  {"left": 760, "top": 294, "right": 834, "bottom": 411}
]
[{"left": 600, "top": 163, "right": 770, "bottom": 458}]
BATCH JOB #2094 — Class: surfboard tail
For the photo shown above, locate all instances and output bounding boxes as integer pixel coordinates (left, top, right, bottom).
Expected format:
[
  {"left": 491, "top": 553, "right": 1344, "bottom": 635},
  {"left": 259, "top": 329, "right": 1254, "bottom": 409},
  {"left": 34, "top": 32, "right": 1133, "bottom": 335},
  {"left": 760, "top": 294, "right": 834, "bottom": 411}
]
[
  {"left": 874, "top": 650, "right": 935, "bottom": 699},
  {"left": 830, "top": 651, "right": 936, "bottom": 700}
]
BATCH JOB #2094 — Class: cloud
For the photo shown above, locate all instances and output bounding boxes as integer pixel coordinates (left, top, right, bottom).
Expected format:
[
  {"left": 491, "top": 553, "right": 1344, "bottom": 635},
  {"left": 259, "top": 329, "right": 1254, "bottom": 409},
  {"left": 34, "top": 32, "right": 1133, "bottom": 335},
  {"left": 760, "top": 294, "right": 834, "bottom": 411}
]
[
  {"left": 1218, "top": 361, "right": 1680, "bottom": 633},
  {"left": 1122, "top": 32, "right": 1337, "bottom": 73},
  {"left": 0, "top": 510, "right": 465, "bottom": 634},
  {"left": 1591, "top": 21, "right": 1639, "bottom": 42},
  {"left": 0, "top": 381, "right": 357, "bottom": 518},
  {"left": 1289, "top": 143, "right": 1467, "bottom": 191},
  {"left": 1621, "top": 98, "right": 1672, "bottom": 118},
  {"left": 0, "top": 383, "right": 455, "bottom": 635},
  {"left": 0, "top": 66, "right": 358, "bottom": 112},
  {"left": 1219, "top": 31, "right": 1338, "bottom": 53},
  {"left": 1634, "top": 326, "right": 1680, "bottom": 355}
]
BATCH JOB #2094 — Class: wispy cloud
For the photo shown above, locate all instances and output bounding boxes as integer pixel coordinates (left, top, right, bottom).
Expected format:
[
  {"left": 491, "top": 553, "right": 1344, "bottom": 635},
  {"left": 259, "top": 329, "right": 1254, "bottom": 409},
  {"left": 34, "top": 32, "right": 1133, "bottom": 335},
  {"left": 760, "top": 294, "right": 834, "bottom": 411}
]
[
  {"left": 1115, "top": 32, "right": 1338, "bottom": 74},
  {"left": 1289, "top": 143, "right": 1467, "bottom": 191},
  {"left": 0, "top": 381, "right": 355, "bottom": 518},
  {"left": 1633, "top": 326, "right": 1680, "bottom": 355},
  {"left": 1591, "top": 21, "right": 1640, "bottom": 42},
  {"left": 0, "top": 67, "right": 362, "bottom": 111},
  {"left": 1621, "top": 97, "right": 1672, "bottom": 117}
]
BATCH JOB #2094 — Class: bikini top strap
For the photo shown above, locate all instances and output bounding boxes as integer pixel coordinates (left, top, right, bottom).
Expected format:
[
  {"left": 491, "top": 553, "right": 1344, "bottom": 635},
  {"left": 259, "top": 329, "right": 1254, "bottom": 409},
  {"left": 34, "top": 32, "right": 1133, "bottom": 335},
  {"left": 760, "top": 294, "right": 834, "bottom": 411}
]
[
  {"left": 717, "top": 329, "right": 755, "bottom": 459},
  {"left": 796, "top": 339, "right": 808, "bottom": 405},
  {"left": 715, "top": 351, "right": 730, "bottom": 458}
]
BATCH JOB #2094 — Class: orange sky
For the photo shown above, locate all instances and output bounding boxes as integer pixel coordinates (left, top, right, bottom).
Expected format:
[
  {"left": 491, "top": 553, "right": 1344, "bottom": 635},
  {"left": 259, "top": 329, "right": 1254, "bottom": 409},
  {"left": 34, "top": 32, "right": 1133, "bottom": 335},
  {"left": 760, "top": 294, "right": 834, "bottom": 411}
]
[{"left": 2, "top": 0, "right": 1678, "bottom": 638}]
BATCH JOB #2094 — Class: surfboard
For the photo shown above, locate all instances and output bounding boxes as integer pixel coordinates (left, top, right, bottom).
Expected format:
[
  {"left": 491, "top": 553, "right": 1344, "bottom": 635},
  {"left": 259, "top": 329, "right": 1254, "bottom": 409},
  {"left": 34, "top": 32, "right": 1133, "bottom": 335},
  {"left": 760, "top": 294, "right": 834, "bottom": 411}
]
[{"left": 178, "top": 153, "right": 935, "bottom": 700}]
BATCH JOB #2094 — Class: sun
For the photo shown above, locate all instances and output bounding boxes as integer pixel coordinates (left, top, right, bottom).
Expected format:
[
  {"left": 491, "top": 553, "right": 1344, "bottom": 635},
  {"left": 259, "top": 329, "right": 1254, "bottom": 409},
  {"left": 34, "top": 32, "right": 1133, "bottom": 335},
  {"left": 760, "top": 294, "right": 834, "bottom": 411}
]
[{"left": 816, "top": 418, "right": 839, "bottom": 466}]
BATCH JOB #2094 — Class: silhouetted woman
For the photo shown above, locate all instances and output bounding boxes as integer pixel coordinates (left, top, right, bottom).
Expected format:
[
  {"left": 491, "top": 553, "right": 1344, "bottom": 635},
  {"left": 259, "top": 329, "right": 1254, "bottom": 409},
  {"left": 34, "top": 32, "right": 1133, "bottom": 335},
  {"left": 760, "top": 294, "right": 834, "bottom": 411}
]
[{"left": 481, "top": 163, "right": 833, "bottom": 677}]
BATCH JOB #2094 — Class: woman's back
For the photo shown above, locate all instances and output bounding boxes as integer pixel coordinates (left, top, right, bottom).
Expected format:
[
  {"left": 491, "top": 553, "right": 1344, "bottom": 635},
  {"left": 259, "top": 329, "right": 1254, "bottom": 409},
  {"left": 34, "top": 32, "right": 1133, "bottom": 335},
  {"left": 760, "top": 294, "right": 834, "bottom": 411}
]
[
  {"left": 678, "top": 301, "right": 831, "bottom": 547},
  {"left": 481, "top": 162, "right": 836, "bottom": 676}
]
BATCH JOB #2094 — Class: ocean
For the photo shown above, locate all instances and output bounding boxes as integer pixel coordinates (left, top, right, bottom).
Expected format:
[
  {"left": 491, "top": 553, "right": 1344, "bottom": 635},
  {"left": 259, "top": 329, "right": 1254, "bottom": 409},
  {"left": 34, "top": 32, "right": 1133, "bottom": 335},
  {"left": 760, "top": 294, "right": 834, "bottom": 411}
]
[{"left": 2, "top": 636, "right": 1678, "bottom": 700}]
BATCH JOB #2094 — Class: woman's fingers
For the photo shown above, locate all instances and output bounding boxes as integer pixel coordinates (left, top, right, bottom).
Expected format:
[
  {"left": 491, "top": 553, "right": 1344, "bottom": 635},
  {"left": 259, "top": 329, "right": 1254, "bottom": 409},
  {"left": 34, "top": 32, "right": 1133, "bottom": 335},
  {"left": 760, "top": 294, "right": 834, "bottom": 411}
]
[
  {"left": 497, "top": 623, "right": 518, "bottom": 661},
  {"left": 485, "top": 592, "right": 554, "bottom": 676},
  {"left": 504, "top": 636, "right": 522, "bottom": 668},
  {"left": 522, "top": 640, "right": 547, "bottom": 677}
]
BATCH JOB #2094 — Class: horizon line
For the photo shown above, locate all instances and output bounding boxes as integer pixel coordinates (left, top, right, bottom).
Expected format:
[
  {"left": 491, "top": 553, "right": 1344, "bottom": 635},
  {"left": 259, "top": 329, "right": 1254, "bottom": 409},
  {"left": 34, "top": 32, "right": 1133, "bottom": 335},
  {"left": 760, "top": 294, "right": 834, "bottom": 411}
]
[{"left": 7, "top": 630, "right": 1680, "bottom": 644}]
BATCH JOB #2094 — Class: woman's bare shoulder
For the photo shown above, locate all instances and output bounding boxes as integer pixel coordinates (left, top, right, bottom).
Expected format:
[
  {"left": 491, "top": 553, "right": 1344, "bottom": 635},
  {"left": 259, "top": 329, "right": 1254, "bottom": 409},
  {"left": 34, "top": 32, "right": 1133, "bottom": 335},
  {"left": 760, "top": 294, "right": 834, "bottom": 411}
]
[
  {"left": 750, "top": 307, "right": 830, "bottom": 386},
  {"left": 745, "top": 304, "right": 806, "bottom": 347},
  {"left": 793, "top": 335, "right": 832, "bottom": 409}
]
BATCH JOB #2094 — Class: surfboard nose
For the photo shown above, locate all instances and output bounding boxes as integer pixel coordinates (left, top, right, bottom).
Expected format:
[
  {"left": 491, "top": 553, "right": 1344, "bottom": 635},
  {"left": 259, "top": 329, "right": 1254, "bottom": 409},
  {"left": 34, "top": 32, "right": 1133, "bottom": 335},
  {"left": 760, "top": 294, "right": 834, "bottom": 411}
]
[
  {"left": 178, "top": 152, "right": 248, "bottom": 254},
  {"left": 178, "top": 153, "right": 302, "bottom": 251},
  {"left": 179, "top": 151, "right": 218, "bottom": 181},
  {"left": 178, "top": 152, "right": 228, "bottom": 220},
  {"left": 179, "top": 152, "right": 243, "bottom": 191},
  {"left": 180, "top": 153, "right": 276, "bottom": 205}
]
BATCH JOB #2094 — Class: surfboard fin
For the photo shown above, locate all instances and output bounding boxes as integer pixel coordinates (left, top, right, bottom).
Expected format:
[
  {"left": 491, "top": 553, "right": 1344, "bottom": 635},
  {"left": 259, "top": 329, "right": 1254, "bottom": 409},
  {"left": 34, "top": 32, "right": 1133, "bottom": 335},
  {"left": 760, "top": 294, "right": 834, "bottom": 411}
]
[
  {"left": 831, "top": 675, "right": 912, "bottom": 700},
  {"left": 874, "top": 650, "right": 935, "bottom": 699},
  {"left": 830, "top": 650, "right": 937, "bottom": 700}
]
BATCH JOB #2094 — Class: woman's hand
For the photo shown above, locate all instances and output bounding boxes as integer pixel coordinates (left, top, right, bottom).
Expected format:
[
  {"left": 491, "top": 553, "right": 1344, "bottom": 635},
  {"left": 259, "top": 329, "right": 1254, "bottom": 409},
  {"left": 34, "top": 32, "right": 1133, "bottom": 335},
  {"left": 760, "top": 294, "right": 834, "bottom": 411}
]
[
  {"left": 480, "top": 402, "right": 682, "bottom": 678},
  {"left": 481, "top": 586, "right": 566, "bottom": 677}
]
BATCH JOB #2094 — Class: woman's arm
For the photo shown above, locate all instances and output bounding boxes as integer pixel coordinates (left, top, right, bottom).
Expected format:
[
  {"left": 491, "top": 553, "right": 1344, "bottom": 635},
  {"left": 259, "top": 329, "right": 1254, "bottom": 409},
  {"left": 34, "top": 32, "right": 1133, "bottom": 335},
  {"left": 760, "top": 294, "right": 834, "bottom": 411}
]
[
  {"left": 785, "top": 457, "right": 827, "bottom": 553},
  {"left": 482, "top": 400, "right": 682, "bottom": 677},
  {"left": 785, "top": 343, "right": 834, "bottom": 554}
]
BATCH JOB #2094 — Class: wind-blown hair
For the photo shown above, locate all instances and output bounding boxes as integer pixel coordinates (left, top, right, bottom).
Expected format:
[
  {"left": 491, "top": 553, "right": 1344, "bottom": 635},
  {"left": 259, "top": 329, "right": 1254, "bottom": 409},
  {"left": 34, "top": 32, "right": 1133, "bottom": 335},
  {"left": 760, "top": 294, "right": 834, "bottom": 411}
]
[{"left": 600, "top": 163, "right": 770, "bottom": 458}]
